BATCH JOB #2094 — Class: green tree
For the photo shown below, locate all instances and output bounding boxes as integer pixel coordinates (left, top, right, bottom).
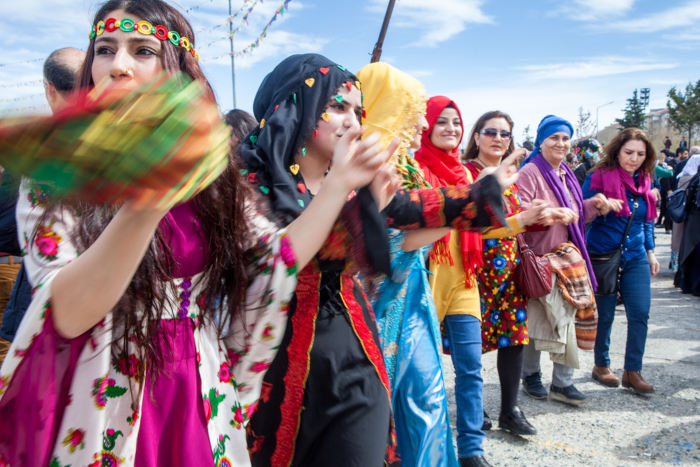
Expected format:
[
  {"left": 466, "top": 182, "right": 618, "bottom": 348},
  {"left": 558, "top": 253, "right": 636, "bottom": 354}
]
[
  {"left": 667, "top": 79, "right": 700, "bottom": 144},
  {"left": 616, "top": 89, "right": 647, "bottom": 129}
]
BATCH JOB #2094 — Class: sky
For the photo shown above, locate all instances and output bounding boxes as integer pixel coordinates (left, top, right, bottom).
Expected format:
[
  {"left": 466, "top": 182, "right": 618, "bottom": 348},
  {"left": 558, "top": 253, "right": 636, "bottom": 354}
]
[{"left": 1, "top": 0, "right": 700, "bottom": 145}]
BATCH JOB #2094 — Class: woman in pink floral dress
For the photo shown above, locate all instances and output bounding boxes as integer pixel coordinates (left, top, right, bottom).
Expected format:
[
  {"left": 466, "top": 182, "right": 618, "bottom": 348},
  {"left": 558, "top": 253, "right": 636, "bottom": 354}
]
[{"left": 0, "top": 1, "right": 394, "bottom": 466}]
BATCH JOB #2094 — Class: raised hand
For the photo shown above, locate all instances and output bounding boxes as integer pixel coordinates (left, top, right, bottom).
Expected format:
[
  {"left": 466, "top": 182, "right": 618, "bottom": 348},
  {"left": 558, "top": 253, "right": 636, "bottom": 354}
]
[
  {"left": 327, "top": 129, "right": 399, "bottom": 194},
  {"left": 493, "top": 148, "right": 527, "bottom": 190},
  {"left": 369, "top": 161, "right": 402, "bottom": 211}
]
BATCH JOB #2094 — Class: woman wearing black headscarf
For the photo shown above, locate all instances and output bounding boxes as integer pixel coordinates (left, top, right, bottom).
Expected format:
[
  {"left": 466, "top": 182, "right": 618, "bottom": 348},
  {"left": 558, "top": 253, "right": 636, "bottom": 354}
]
[{"left": 240, "top": 54, "right": 516, "bottom": 466}]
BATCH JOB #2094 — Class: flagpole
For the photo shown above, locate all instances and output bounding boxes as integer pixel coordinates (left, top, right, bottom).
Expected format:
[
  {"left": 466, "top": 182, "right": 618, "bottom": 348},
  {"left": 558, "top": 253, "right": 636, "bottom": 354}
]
[
  {"left": 370, "top": 0, "right": 396, "bottom": 63},
  {"left": 228, "top": 0, "right": 237, "bottom": 108}
]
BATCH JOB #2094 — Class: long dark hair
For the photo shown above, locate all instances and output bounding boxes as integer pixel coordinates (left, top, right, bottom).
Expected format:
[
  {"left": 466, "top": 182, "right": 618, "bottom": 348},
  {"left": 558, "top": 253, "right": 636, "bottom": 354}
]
[
  {"left": 463, "top": 110, "right": 515, "bottom": 161},
  {"left": 47, "top": 0, "right": 254, "bottom": 386},
  {"left": 596, "top": 127, "right": 656, "bottom": 176}
]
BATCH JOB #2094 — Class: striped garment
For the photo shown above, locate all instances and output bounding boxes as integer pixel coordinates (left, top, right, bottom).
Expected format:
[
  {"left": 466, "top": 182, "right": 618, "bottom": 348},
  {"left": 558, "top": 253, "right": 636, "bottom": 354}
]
[{"left": 546, "top": 243, "right": 598, "bottom": 351}]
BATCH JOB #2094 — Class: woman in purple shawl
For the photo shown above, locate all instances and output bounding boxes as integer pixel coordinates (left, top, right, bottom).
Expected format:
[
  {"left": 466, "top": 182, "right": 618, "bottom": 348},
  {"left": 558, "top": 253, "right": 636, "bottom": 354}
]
[{"left": 516, "top": 115, "right": 620, "bottom": 406}]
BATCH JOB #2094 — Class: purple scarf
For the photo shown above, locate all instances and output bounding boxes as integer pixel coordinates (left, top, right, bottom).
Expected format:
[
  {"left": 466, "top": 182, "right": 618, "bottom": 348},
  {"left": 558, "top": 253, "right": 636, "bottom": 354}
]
[
  {"left": 530, "top": 152, "right": 598, "bottom": 290},
  {"left": 590, "top": 167, "right": 656, "bottom": 222}
]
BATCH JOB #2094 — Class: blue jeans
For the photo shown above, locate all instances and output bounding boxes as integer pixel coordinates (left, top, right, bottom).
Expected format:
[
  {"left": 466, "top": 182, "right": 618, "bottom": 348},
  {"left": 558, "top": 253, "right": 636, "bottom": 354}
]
[
  {"left": 444, "top": 314, "right": 484, "bottom": 458},
  {"left": 594, "top": 254, "right": 651, "bottom": 371}
]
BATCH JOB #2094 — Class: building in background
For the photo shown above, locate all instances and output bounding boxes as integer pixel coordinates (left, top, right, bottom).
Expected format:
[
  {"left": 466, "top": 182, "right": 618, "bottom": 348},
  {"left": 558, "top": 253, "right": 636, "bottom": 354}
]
[{"left": 597, "top": 108, "right": 697, "bottom": 152}]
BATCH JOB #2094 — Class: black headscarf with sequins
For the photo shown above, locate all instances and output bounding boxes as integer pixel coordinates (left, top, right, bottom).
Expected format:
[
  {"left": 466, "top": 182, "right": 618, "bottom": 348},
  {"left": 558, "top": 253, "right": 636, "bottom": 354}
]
[
  {"left": 239, "top": 53, "right": 390, "bottom": 273},
  {"left": 239, "top": 53, "right": 360, "bottom": 224}
]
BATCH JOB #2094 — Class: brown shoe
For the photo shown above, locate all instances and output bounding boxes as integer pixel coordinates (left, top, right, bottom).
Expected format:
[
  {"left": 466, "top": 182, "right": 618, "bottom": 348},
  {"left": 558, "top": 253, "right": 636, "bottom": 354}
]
[
  {"left": 592, "top": 365, "right": 620, "bottom": 387},
  {"left": 622, "top": 370, "right": 654, "bottom": 394}
]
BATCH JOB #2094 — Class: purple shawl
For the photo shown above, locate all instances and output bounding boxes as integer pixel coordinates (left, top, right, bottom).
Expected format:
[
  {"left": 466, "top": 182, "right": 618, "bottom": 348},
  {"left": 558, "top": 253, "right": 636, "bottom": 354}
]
[
  {"left": 530, "top": 153, "right": 598, "bottom": 290},
  {"left": 590, "top": 167, "right": 656, "bottom": 223}
]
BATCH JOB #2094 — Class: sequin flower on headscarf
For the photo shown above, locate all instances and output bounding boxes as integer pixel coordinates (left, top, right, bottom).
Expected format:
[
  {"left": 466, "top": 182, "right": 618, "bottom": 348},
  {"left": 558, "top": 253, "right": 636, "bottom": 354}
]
[
  {"left": 572, "top": 138, "right": 602, "bottom": 165},
  {"left": 238, "top": 53, "right": 361, "bottom": 226}
]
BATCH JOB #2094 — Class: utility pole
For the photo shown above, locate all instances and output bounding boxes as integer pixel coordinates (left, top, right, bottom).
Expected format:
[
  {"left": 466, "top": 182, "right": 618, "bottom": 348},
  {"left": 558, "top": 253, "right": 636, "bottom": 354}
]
[
  {"left": 228, "top": 0, "right": 237, "bottom": 108},
  {"left": 640, "top": 88, "right": 650, "bottom": 109},
  {"left": 370, "top": 0, "right": 396, "bottom": 63}
]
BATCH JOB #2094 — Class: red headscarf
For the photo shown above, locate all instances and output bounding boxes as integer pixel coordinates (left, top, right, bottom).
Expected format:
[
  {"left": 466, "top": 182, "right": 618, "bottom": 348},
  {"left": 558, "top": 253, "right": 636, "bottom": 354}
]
[{"left": 414, "top": 96, "right": 482, "bottom": 286}]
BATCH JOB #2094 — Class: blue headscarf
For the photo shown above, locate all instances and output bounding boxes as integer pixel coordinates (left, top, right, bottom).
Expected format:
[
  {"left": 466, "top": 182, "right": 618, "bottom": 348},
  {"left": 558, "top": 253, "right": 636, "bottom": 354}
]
[
  {"left": 520, "top": 114, "right": 598, "bottom": 290},
  {"left": 521, "top": 115, "right": 574, "bottom": 166}
]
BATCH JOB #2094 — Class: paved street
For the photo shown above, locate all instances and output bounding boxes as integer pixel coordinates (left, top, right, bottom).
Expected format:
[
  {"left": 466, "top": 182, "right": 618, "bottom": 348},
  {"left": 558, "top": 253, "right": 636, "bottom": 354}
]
[{"left": 442, "top": 227, "right": 700, "bottom": 466}]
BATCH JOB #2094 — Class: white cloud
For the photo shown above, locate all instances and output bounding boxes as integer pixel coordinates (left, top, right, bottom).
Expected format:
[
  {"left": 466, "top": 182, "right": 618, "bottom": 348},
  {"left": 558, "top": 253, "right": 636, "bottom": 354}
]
[
  {"left": 518, "top": 56, "right": 677, "bottom": 80},
  {"left": 609, "top": 0, "right": 700, "bottom": 32},
  {"left": 662, "top": 31, "right": 700, "bottom": 42},
  {"left": 368, "top": 0, "right": 492, "bottom": 45},
  {"left": 558, "top": 0, "right": 635, "bottom": 20}
]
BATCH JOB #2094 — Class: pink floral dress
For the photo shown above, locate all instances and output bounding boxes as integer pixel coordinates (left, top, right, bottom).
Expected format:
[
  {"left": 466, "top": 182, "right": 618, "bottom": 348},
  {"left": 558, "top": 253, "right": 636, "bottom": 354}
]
[{"left": 0, "top": 180, "right": 298, "bottom": 467}]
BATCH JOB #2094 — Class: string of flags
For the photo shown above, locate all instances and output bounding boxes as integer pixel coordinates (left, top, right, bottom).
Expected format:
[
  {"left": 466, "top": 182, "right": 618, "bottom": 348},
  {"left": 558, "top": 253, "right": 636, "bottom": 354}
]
[
  {"left": 185, "top": 0, "right": 219, "bottom": 14},
  {"left": 203, "top": 0, "right": 291, "bottom": 61},
  {"left": 0, "top": 79, "right": 43, "bottom": 89},
  {"left": 0, "top": 58, "right": 44, "bottom": 68},
  {"left": 205, "top": 0, "right": 262, "bottom": 47},
  {"left": 194, "top": 0, "right": 258, "bottom": 34},
  {"left": 0, "top": 93, "right": 45, "bottom": 104}
]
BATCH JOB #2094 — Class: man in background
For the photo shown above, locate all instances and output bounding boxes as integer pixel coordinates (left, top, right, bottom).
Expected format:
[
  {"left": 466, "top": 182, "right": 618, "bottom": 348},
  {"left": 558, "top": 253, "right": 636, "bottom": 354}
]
[
  {"left": 673, "top": 148, "right": 692, "bottom": 190},
  {"left": 43, "top": 47, "right": 86, "bottom": 113},
  {"left": 0, "top": 47, "right": 85, "bottom": 344}
]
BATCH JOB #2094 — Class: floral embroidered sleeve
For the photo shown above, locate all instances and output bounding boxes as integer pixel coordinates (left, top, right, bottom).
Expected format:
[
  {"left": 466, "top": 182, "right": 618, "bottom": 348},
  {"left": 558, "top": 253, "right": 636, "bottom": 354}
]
[
  {"left": 16, "top": 179, "right": 78, "bottom": 289},
  {"left": 0, "top": 179, "right": 79, "bottom": 418},
  {"left": 222, "top": 205, "right": 298, "bottom": 409},
  {"left": 383, "top": 174, "right": 506, "bottom": 232}
]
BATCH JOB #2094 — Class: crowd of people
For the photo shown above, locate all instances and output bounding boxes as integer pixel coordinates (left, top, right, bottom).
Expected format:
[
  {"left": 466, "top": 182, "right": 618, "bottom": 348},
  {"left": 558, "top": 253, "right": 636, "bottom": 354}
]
[{"left": 0, "top": 1, "right": 698, "bottom": 466}]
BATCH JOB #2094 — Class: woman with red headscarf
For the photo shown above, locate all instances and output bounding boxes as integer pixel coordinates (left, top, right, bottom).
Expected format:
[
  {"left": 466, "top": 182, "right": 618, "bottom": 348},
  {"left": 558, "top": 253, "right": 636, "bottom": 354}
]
[{"left": 415, "top": 98, "right": 545, "bottom": 467}]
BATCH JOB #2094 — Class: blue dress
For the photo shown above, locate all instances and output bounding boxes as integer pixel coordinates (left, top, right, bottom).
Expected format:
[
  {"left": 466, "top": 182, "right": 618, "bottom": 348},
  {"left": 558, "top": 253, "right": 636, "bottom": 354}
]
[{"left": 372, "top": 229, "right": 459, "bottom": 467}]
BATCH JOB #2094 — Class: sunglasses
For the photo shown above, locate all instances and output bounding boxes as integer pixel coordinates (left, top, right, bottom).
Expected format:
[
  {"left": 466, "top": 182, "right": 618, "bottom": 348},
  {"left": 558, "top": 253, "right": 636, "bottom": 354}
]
[{"left": 479, "top": 128, "right": 512, "bottom": 139}]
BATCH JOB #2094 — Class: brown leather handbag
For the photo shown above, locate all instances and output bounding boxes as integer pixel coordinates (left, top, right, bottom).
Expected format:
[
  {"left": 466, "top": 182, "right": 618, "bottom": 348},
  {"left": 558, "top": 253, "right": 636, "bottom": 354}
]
[{"left": 514, "top": 234, "right": 552, "bottom": 298}]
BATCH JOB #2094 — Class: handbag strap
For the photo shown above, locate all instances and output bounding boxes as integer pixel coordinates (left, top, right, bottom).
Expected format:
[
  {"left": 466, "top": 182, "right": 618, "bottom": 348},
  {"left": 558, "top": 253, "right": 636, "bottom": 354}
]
[
  {"left": 516, "top": 233, "right": 529, "bottom": 252},
  {"left": 618, "top": 196, "right": 639, "bottom": 250}
]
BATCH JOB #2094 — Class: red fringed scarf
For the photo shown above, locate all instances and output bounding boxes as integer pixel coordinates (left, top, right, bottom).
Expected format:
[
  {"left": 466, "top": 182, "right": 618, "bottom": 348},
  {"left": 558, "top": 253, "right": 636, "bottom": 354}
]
[{"left": 414, "top": 96, "right": 482, "bottom": 287}]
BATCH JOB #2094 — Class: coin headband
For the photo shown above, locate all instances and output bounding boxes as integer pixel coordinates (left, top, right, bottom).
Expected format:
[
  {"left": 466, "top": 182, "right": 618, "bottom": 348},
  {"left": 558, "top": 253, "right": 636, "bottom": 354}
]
[{"left": 89, "top": 17, "right": 199, "bottom": 61}]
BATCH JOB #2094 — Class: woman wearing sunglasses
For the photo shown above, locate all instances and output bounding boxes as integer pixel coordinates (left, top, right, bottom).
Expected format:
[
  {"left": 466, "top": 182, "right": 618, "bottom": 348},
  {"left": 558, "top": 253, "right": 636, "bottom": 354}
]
[
  {"left": 463, "top": 111, "right": 554, "bottom": 437},
  {"left": 415, "top": 101, "right": 545, "bottom": 467}
]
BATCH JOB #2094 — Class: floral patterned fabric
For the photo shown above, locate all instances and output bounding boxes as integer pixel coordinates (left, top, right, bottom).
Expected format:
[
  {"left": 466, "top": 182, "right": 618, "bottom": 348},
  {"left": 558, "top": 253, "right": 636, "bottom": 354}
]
[
  {"left": 476, "top": 184, "right": 529, "bottom": 352},
  {"left": 246, "top": 178, "right": 506, "bottom": 467},
  {"left": 0, "top": 180, "right": 298, "bottom": 467}
]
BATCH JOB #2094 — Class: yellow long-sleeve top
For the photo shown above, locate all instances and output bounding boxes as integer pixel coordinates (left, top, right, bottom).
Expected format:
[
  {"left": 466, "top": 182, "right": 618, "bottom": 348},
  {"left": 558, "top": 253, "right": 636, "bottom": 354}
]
[{"left": 429, "top": 169, "right": 525, "bottom": 322}]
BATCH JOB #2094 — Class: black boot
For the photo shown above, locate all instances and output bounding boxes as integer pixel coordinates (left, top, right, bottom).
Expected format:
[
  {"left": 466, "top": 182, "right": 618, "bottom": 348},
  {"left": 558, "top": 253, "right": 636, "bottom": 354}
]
[
  {"left": 459, "top": 456, "right": 493, "bottom": 467},
  {"left": 499, "top": 406, "right": 537, "bottom": 435}
]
